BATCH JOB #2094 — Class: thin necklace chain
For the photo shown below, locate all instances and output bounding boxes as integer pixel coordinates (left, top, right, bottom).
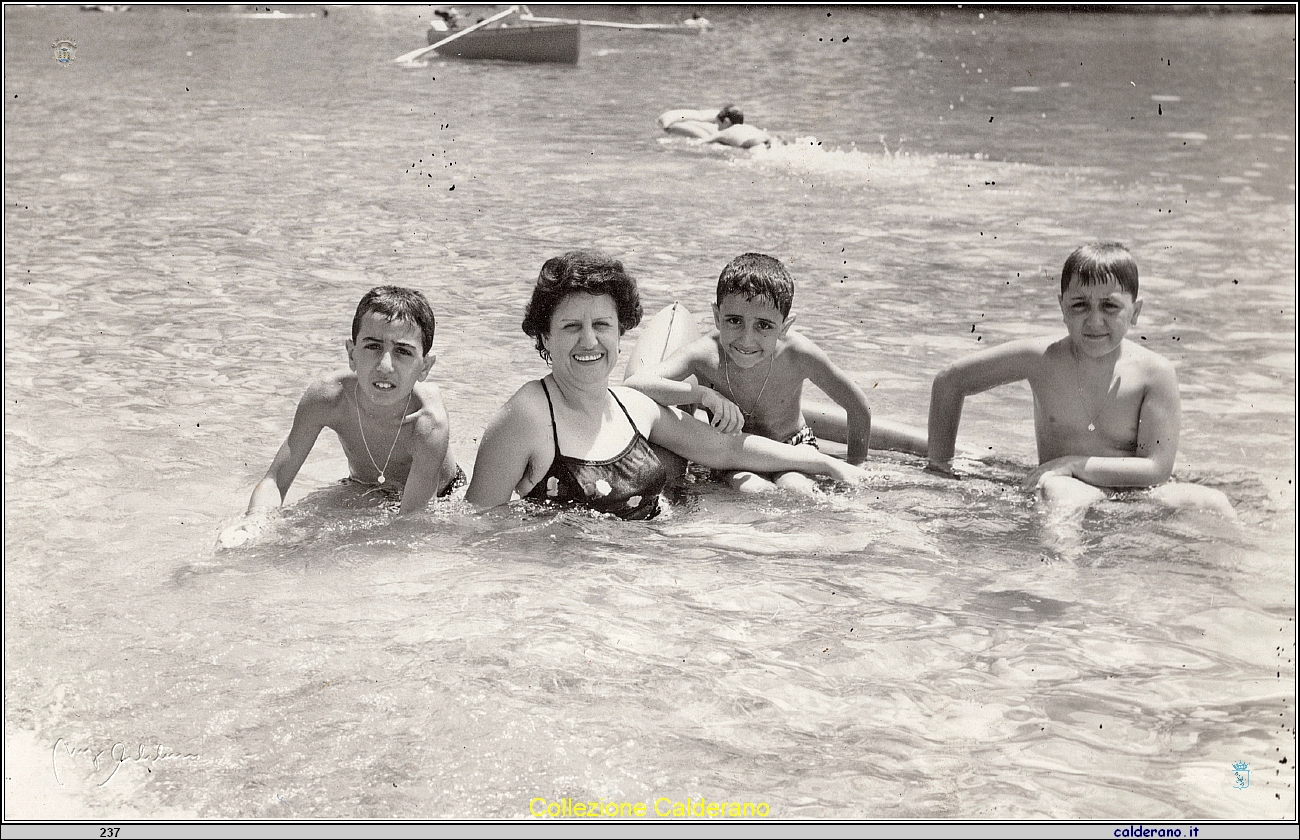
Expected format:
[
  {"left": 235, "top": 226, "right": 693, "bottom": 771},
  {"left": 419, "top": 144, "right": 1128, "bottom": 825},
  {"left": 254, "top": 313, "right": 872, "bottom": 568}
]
[
  {"left": 355, "top": 381, "right": 412, "bottom": 485},
  {"left": 1070, "top": 345, "right": 1106, "bottom": 433},
  {"left": 723, "top": 349, "right": 775, "bottom": 421}
]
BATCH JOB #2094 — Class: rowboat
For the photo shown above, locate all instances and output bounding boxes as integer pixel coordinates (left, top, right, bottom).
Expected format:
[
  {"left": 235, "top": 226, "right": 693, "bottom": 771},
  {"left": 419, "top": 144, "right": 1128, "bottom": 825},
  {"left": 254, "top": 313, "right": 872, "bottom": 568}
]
[
  {"left": 399, "top": 5, "right": 709, "bottom": 67},
  {"left": 425, "top": 20, "right": 580, "bottom": 64}
]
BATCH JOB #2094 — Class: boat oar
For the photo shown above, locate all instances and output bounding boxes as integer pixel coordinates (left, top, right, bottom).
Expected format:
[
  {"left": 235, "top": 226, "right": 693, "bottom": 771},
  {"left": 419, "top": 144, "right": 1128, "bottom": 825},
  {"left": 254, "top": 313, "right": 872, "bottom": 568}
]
[
  {"left": 393, "top": 5, "right": 519, "bottom": 64},
  {"left": 518, "top": 12, "right": 699, "bottom": 31}
]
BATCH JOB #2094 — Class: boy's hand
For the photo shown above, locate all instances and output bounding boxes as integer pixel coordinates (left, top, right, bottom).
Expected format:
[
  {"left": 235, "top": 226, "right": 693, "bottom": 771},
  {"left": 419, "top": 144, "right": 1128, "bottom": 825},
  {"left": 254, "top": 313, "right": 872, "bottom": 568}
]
[
  {"left": 1023, "top": 456, "right": 1084, "bottom": 490},
  {"left": 216, "top": 510, "right": 274, "bottom": 549},
  {"left": 699, "top": 388, "right": 744, "bottom": 434}
]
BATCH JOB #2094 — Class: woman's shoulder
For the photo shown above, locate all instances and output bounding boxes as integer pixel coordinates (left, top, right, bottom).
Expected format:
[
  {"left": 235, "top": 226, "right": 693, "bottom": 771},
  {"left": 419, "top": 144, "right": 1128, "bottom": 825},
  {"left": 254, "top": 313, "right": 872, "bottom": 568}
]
[
  {"left": 610, "top": 385, "right": 662, "bottom": 434},
  {"left": 495, "top": 378, "right": 554, "bottom": 428}
]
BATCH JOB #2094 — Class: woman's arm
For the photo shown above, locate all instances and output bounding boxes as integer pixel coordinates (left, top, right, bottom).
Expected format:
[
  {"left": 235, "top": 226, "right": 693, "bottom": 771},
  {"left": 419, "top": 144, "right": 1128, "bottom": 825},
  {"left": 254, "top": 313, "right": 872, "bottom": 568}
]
[
  {"left": 646, "top": 400, "right": 866, "bottom": 483},
  {"left": 465, "top": 387, "right": 544, "bottom": 510}
]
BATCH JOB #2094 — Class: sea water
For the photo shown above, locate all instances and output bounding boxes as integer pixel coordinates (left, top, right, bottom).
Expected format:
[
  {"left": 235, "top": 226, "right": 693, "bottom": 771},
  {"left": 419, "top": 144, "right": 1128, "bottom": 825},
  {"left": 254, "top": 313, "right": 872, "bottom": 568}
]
[{"left": 3, "top": 4, "right": 1294, "bottom": 820}]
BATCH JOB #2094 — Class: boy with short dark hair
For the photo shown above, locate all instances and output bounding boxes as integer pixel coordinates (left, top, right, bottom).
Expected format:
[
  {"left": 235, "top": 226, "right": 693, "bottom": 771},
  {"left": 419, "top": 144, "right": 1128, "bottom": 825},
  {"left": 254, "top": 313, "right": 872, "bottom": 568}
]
[
  {"left": 626, "top": 253, "right": 925, "bottom": 493},
  {"left": 219, "top": 286, "right": 463, "bottom": 547},
  {"left": 927, "top": 242, "right": 1233, "bottom": 516}
]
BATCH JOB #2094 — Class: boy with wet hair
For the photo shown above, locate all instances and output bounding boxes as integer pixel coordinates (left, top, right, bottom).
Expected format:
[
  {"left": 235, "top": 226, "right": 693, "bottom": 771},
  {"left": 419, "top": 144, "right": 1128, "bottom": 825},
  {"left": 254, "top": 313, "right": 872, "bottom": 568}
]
[
  {"left": 626, "top": 253, "right": 926, "bottom": 494},
  {"left": 927, "top": 242, "right": 1233, "bottom": 516},
  {"left": 219, "top": 286, "right": 463, "bottom": 547}
]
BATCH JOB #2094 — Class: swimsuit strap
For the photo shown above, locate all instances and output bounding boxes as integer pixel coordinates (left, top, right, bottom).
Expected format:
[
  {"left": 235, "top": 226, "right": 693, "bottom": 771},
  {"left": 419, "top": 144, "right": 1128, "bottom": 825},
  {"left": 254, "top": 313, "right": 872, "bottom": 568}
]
[
  {"left": 538, "top": 379, "right": 563, "bottom": 453},
  {"left": 608, "top": 389, "right": 642, "bottom": 439},
  {"left": 542, "top": 380, "right": 640, "bottom": 453}
]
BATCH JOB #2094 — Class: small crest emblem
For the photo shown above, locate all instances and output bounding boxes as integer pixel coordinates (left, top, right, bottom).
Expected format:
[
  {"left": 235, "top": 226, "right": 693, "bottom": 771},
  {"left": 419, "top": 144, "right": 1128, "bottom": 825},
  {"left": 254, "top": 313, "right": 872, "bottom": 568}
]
[
  {"left": 52, "top": 37, "right": 77, "bottom": 65},
  {"left": 1232, "top": 760, "right": 1250, "bottom": 790}
]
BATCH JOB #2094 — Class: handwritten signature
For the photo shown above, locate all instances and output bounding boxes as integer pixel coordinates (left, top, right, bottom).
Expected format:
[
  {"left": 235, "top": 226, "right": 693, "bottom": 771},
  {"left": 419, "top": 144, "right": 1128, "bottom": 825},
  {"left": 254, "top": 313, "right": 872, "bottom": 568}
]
[{"left": 52, "top": 738, "right": 197, "bottom": 787}]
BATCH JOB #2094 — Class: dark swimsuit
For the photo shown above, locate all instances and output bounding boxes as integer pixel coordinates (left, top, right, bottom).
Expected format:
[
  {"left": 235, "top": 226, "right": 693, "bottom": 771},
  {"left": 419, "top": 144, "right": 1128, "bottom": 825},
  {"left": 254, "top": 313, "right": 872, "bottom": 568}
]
[{"left": 524, "top": 380, "right": 667, "bottom": 520}]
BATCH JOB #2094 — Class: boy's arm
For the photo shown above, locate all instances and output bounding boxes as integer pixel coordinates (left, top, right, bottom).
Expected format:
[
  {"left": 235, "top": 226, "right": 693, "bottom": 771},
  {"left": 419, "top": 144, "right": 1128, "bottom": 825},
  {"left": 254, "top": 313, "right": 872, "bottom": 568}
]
[
  {"left": 398, "top": 390, "right": 453, "bottom": 516},
  {"left": 246, "top": 385, "right": 331, "bottom": 513},
  {"left": 624, "top": 338, "right": 744, "bottom": 433},
  {"left": 928, "top": 339, "right": 1044, "bottom": 474},
  {"left": 1025, "top": 358, "right": 1180, "bottom": 489},
  {"left": 658, "top": 108, "right": 719, "bottom": 130},
  {"left": 794, "top": 337, "right": 873, "bottom": 465},
  {"left": 220, "top": 383, "right": 330, "bottom": 548}
]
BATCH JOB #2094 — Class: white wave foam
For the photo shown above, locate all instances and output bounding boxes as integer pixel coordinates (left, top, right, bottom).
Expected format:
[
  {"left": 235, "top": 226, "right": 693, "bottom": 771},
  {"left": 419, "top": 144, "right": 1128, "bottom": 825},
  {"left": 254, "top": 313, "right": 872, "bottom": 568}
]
[{"left": 732, "top": 136, "right": 941, "bottom": 181}]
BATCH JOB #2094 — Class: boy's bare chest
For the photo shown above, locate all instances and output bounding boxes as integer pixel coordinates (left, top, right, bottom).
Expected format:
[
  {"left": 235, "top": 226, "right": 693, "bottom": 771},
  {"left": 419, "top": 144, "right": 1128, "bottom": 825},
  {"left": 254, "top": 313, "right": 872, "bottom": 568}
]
[
  {"left": 331, "top": 409, "right": 416, "bottom": 480},
  {"left": 1031, "top": 363, "right": 1147, "bottom": 442},
  {"left": 702, "top": 365, "right": 805, "bottom": 434}
]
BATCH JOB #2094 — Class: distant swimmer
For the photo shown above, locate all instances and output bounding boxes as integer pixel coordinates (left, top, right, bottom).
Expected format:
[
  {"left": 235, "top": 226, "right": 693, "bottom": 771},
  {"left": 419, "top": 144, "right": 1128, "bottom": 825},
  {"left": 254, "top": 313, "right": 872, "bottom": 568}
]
[
  {"left": 657, "top": 104, "right": 774, "bottom": 149},
  {"left": 431, "top": 7, "right": 461, "bottom": 31}
]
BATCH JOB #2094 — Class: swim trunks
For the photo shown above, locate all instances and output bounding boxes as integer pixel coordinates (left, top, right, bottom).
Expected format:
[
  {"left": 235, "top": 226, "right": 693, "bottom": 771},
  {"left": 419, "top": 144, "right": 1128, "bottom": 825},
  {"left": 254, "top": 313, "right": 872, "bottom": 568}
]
[
  {"left": 524, "top": 380, "right": 667, "bottom": 520},
  {"left": 783, "top": 426, "right": 819, "bottom": 449},
  {"left": 345, "top": 464, "right": 466, "bottom": 498},
  {"left": 437, "top": 465, "right": 467, "bottom": 498}
]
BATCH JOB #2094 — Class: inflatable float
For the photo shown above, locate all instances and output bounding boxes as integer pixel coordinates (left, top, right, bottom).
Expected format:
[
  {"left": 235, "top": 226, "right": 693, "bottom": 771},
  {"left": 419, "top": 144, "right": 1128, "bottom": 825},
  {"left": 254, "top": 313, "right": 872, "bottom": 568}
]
[{"left": 624, "top": 301, "right": 700, "bottom": 380}]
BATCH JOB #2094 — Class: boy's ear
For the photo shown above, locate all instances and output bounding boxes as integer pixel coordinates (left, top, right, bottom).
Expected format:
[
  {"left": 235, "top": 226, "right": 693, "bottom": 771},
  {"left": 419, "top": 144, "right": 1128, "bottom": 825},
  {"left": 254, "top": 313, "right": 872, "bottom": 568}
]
[
  {"left": 345, "top": 338, "right": 357, "bottom": 370},
  {"left": 418, "top": 353, "right": 436, "bottom": 380},
  {"left": 779, "top": 314, "right": 796, "bottom": 337},
  {"left": 711, "top": 303, "right": 721, "bottom": 329},
  {"left": 1130, "top": 298, "right": 1143, "bottom": 324}
]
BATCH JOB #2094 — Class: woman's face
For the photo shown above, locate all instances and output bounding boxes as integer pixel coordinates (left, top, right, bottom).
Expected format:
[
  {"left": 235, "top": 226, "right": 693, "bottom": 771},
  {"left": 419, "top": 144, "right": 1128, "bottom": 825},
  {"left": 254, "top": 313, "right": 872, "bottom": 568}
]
[{"left": 543, "top": 293, "right": 621, "bottom": 386}]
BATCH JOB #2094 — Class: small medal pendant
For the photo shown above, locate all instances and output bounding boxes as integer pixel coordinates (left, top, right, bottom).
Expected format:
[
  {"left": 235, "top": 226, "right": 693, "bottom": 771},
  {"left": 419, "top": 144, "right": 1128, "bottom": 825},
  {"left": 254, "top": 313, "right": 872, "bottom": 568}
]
[
  {"left": 377, "top": 474, "right": 386, "bottom": 485},
  {"left": 1087, "top": 423, "right": 1096, "bottom": 432}
]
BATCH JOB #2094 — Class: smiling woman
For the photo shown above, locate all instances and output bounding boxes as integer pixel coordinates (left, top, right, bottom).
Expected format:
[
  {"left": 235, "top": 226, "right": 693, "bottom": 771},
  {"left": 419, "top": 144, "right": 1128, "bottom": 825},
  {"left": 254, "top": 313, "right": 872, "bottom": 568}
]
[{"left": 464, "top": 251, "right": 871, "bottom": 519}]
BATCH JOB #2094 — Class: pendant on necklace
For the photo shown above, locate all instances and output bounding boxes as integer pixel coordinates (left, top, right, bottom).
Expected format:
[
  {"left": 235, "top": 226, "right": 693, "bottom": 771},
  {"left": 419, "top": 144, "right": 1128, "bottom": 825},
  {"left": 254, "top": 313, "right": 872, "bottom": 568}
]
[
  {"left": 377, "top": 474, "right": 386, "bottom": 485},
  {"left": 1087, "top": 423, "right": 1096, "bottom": 432}
]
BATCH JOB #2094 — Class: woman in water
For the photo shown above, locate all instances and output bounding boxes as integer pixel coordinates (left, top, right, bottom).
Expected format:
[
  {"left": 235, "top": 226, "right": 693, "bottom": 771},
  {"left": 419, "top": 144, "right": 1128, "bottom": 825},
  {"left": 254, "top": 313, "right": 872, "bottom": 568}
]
[{"left": 465, "top": 250, "right": 868, "bottom": 519}]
